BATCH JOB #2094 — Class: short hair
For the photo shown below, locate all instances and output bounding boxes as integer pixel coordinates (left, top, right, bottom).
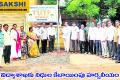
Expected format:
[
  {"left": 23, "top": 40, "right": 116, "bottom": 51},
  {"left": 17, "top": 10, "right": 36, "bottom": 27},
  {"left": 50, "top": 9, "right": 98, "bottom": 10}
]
[
  {"left": 13, "top": 24, "right": 17, "bottom": 26},
  {"left": 108, "top": 19, "right": 112, "bottom": 23},
  {"left": 20, "top": 26, "right": 24, "bottom": 28},
  {"left": 72, "top": 22, "right": 76, "bottom": 24},
  {"left": 115, "top": 20, "right": 120, "bottom": 23},
  {"left": 3, "top": 24, "right": 8, "bottom": 27},
  {"left": 29, "top": 27, "right": 32, "bottom": 31},
  {"left": 42, "top": 23, "right": 46, "bottom": 25}
]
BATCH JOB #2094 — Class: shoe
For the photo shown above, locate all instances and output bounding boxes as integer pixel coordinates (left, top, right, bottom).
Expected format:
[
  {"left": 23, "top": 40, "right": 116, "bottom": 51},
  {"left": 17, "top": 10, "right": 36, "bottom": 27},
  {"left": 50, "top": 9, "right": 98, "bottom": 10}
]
[{"left": 115, "top": 61, "right": 120, "bottom": 63}]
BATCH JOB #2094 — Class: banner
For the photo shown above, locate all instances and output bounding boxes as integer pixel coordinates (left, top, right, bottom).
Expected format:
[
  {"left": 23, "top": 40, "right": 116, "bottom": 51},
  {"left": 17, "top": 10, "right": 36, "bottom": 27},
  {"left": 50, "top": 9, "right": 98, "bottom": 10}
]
[
  {"left": 0, "top": 0, "right": 29, "bottom": 13},
  {"left": 27, "top": 5, "right": 58, "bottom": 22}
]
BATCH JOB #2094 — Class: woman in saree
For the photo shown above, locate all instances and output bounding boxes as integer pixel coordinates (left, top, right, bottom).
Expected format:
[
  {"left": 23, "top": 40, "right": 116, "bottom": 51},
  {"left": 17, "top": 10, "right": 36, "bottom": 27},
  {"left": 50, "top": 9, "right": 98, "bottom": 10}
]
[{"left": 28, "top": 27, "right": 40, "bottom": 57}]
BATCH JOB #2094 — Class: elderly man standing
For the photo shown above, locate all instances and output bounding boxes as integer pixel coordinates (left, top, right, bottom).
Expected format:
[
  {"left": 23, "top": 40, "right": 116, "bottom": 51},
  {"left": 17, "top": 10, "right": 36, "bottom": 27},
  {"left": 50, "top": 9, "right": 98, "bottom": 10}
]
[
  {"left": 95, "top": 22, "right": 102, "bottom": 56},
  {"left": 3, "top": 24, "right": 11, "bottom": 64},
  {"left": 101, "top": 21, "right": 108, "bottom": 58},
  {"left": 47, "top": 23, "right": 56, "bottom": 52},
  {"left": 106, "top": 20, "right": 115, "bottom": 58},
  {"left": 88, "top": 22, "right": 96, "bottom": 54},
  {"left": 62, "top": 22, "right": 71, "bottom": 53},
  {"left": 39, "top": 23, "right": 48, "bottom": 54},
  {"left": 71, "top": 22, "right": 79, "bottom": 53}
]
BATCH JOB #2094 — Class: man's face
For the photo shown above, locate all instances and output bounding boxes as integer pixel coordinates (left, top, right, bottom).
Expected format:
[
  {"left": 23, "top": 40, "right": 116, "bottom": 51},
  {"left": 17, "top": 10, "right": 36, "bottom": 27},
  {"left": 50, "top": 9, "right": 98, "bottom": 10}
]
[
  {"left": 102, "top": 22, "right": 106, "bottom": 27},
  {"left": 81, "top": 25, "right": 84, "bottom": 29},
  {"left": 64, "top": 22, "right": 68, "bottom": 26},
  {"left": 34, "top": 23, "right": 38, "bottom": 27},
  {"left": 97, "top": 23, "right": 101, "bottom": 28},
  {"left": 72, "top": 23, "right": 76, "bottom": 26},
  {"left": 50, "top": 23, "right": 53, "bottom": 26},
  {"left": 42, "top": 23, "right": 46, "bottom": 27},
  {"left": 20, "top": 27, "right": 24, "bottom": 31},
  {"left": 86, "top": 22, "right": 89, "bottom": 27},
  {"left": 115, "top": 21, "right": 119, "bottom": 27},
  {"left": 13, "top": 24, "right": 17, "bottom": 29},
  {"left": 4, "top": 26, "right": 9, "bottom": 31},
  {"left": 108, "top": 21, "right": 111, "bottom": 27}
]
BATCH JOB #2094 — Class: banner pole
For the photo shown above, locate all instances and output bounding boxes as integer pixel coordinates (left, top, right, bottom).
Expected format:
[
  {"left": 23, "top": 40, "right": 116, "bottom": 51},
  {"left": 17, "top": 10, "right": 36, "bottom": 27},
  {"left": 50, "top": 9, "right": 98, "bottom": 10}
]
[{"left": 57, "top": 0, "right": 60, "bottom": 52}]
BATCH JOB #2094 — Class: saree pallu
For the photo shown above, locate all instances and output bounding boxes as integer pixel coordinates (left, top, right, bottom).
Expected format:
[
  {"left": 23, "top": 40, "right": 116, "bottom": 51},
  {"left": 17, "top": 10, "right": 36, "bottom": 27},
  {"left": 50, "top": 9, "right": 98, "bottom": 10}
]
[{"left": 28, "top": 32, "right": 40, "bottom": 57}]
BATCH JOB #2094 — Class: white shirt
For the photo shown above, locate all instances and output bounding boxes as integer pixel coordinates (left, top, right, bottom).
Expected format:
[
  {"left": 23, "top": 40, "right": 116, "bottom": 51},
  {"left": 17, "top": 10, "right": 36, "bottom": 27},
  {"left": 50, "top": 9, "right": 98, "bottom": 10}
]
[
  {"left": 33, "top": 27, "right": 40, "bottom": 37},
  {"left": 47, "top": 27, "right": 56, "bottom": 39},
  {"left": 106, "top": 26, "right": 115, "bottom": 41},
  {"left": 39, "top": 27, "right": 48, "bottom": 40},
  {"left": 62, "top": 26, "right": 71, "bottom": 39},
  {"left": 88, "top": 27, "right": 96, "bottom": 40},
  {"left": 79, "top": 29, "right": 85, "bottom": 41},
  {"left": 95, "top": 27, "right": 102, "bottom": 40},
  {"left": 3, "top": 30, "right": 11, "bottom": 46},
  {"left": 71, "top": 26, "right": 79, "bottom": 40},
  {"left": 101, "top": 27, "right": 108, "bottom": 41}
]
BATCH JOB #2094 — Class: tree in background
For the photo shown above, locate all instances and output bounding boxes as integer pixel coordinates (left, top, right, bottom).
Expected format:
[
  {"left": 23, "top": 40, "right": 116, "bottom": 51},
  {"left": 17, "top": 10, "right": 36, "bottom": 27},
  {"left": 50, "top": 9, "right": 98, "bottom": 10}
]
[
  {"left": 43, "top": 0, "right": 57, "bottom": 5},
  {"left": 104, "top": 0, "right": 120, "bottom": 17},
  {"left": 64, "top": 0, "right": 120, "bottom": 20},
  {"left": 65, "top": 0, "right": 100, "bottom": 20}
]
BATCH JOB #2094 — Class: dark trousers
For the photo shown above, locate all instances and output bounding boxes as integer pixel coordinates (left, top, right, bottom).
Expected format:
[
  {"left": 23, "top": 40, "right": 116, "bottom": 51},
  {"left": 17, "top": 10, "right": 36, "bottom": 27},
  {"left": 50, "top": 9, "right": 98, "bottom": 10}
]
[
  {"left": 117, "top": 44, "right": 120, "bottom": 62},
  {"left": 107, "top": 40, "right": 113, "bottom": 58},
  {"left": 85, "top": 40, "right": 89, "bottom": 53},
  {"left": 37, "top": 40, "right": 40, "bottom": 48},
  {"left": 41, "top": 39, "right": 47, "bottom": 54},
  {"left": 71, "top": 40, "right": 77, "bottom": 53},
  {"left": 113, "top": 42, "right": 118, "bottom": 59},
  {"left": 49, "top": 37, "right": 55, "bottom": 52},
  {"left": 89, "top": 40, "right": 96, "bottom": 54},
  {"left": 79, "top": 41, "right": 85, "bottom": 53},
  {"left": 3, "top": 45, "right": 11, "bottom": 63},
  {"left": 95, "top": 40, "right": 102, "bottom": 55}
]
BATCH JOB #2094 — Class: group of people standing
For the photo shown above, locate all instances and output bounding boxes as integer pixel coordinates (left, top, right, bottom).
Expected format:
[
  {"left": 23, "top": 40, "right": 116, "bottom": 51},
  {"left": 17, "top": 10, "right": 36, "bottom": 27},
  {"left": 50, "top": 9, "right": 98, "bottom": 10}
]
[
  {"left": 0, "top": 19, "right": 120, "bottom": 65},
  {"left": 62, "top": 20, "right": 120, "bottom": 63},
  {"left": 0, "top": 23, "right": 56, "bottom": 65}
]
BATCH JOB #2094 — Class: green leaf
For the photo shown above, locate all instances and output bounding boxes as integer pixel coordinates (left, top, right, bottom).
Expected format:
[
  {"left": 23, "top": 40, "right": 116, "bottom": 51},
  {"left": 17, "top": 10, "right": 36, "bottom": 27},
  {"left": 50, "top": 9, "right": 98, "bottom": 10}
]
[
  {"left": 91, "top": 0, "right": 100, "bottom": 3},
  {"left": 104, "top": 0, "right": 113, "bottom": 5},
  {"left": 83, "top": 0, "right": 91, "bottom": 5},
  {"left": 117, "top": 0, "right": 120, "bottom": 3},
  {"left": 108, "top": 8, "right": 117, "bottom": 17}
]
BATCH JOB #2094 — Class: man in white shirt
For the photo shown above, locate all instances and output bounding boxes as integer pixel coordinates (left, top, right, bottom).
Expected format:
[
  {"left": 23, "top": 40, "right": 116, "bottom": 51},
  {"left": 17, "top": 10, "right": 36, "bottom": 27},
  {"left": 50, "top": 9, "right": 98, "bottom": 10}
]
[
  {"left": 71, "top": 22, "right": 79, "bottom": 53},
  {"left": 106, "top": 20, "right": 115, "bottom": 58},
  {"left": 79, "top": 24, "right": 85, "bottom": 53},
  {"left": 47, "top": 23, "right": 56, "bottom": 52},
  {"left": 101, "top": 21, "right": 108, "bottom": 57},
  {"left": 88, "top": 22, "right": 96, "bottom": 54},
  {"left": 62, "top": 22, "right": 71, "bottom": 52},
  {"left": 39, "top": 23, "right": 48, "bottom": 54},
  {"left": 3, "top": 24, "right": 11, "bottom": 64},
  {"left": 95, "top": 22, "right": 102, "bottom": 56},
  {"left": 33, "top": 23, "right": 40, "bottom": 49}
]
